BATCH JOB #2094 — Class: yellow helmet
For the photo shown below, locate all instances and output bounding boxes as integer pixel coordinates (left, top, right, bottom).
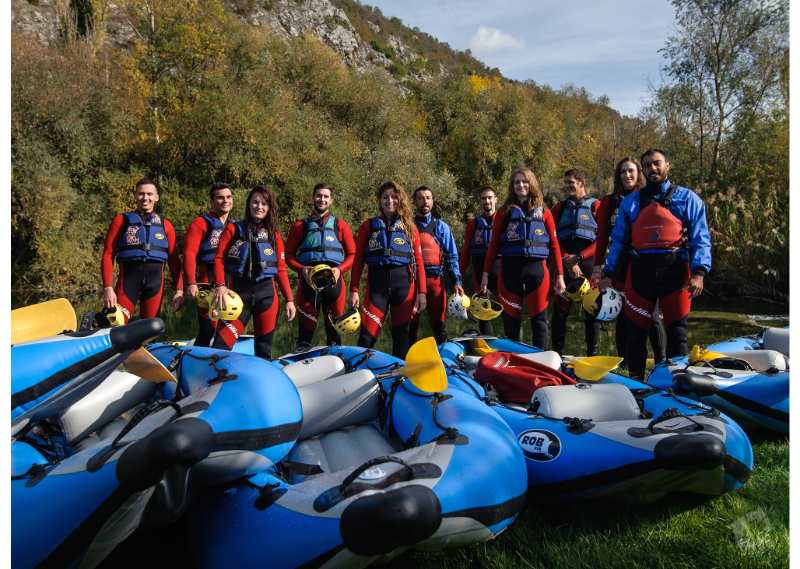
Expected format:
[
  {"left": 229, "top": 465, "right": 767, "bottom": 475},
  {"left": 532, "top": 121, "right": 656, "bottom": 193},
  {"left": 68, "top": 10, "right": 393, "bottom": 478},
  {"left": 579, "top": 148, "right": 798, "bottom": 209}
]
[
  {"left": 309, "top": 264, "right": 337, "bottom": 292},
  {"left": 689, "top": 345, "right": 726, "bottom": 365},
  {"left": 329, "top": 308, "right": 361, "bottom": 335},
  {"left": 212, "top": 290, "right": 244, "bottom": 321},
  {"left": 468, "top": 294, "right": 503, "bottom": 321},
  {"left": 564, "top": 277, "right": 591, "bottom": 301},
  {"left": 103, "top": 304, "right": 126, "bottom": 327},
  {"left": 195, "top": 284, "right": 214, "bottom": 310}
]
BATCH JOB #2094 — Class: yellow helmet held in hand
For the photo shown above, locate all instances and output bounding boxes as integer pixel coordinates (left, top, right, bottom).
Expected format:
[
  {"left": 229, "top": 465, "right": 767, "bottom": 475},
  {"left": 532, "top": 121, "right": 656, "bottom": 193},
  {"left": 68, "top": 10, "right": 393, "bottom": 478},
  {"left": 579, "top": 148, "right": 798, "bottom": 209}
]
[
  {"left": 195, "top": 284, "right": 214, "bottom": 310},
  {"left": 309, "top": 264, "right": 337, "bottom": 292},
  {"left": 329, "top": 308, "right": 361, "bottom": 335},
  {"left": 468, "top": 294, "right": 503, "bottom": 321},
  {"left": 103, "top": 304, "right": 126, "bottom": 327},
  {"left": 564, "top": 276, "right": 591, "bottom": 301},
  {"left": 213, "top": 290, "right": 244, "bottom": 321}
]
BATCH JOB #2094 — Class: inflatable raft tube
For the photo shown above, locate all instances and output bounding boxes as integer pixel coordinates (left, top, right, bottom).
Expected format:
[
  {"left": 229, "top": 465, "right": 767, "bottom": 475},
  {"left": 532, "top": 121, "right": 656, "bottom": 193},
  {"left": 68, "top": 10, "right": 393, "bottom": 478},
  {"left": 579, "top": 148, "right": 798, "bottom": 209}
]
[
  {"left": 707, "top": 327, "right": 789, "bottom": 357},
  {"left": 188, "top": 345, "right": 527, "bottom": 569},
  {"left": 437, "top": 337, "right": 753, "bottom": 502}
]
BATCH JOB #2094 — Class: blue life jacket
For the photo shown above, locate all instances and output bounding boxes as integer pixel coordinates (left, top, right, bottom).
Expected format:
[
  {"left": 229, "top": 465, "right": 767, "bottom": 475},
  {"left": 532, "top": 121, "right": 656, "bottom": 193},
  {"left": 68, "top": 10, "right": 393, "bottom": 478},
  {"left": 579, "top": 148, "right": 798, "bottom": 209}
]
[
  {"left": 197, "top": 214, "right": 227, "bottom": 264},
  {"left": 556, "top": 197, "right": 597, "bottom": 243},
  {"left": 498, "top": 206, "right": 550, "bottom": 259},
  {"left": 224, "top": 221, "right": 278, "bottom": 282},
  {"left": 364, "top": 216, "right": 414, "bottom": 267},
  {"left": 296, "top": 215, "right": 345, "bottom": 266},
  {"left": 469, "top": 214, "right": 493, "bottom": 258},
  {"left": 115, "top": 212, "right": 169, "bottom": 263}
]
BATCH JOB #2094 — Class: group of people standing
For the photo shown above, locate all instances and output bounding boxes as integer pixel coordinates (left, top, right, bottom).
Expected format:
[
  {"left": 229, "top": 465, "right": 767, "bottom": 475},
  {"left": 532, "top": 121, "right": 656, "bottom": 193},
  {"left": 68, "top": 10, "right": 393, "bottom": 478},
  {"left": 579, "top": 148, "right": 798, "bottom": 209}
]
[{"left": 100, "top": 148, "right": 711, "bottom": 380}]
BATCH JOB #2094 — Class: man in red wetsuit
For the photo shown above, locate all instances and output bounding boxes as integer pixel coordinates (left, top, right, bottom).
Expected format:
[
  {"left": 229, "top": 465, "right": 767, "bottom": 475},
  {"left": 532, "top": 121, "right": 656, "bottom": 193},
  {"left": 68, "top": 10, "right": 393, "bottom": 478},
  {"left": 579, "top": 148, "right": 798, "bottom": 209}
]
[
  {"left": 285, "top": 183, "right": 356, "bottom": 347},
  {"left": 459, "top": 186, "right": 498, "bottom": 334},
  {"left": 101, "top": 177, "right": 184, "bottom": 323},
  {"left": 183, "top": 182, "right": 234, "bottom": 346}
]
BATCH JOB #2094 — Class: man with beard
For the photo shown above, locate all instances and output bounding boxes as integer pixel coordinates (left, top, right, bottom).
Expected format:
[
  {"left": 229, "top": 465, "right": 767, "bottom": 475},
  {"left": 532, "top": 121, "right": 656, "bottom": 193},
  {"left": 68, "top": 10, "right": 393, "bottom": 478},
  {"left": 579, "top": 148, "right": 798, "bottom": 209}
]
[
  {"left": 459, "top": 186, "right": 498, "bottom": 334},
  {"left": 409, "top": 185, "right": 464, "bottom": 344},
  {"left": 603, "top": 149, "right": 711, "bottom": 381},
  {"left": 285, "top": 183, "right": 356, "bottom": 347},
  {"left": 183, "top": 182, "right": 234, "bottom": 346}
]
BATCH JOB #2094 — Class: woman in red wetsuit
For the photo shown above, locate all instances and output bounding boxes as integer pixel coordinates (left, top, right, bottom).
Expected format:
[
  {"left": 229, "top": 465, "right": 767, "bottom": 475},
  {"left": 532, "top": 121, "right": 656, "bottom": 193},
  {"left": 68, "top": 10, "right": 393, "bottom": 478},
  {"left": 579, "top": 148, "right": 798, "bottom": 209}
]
[
  {"left": 591, "top": 157, "right": 666, "bottom": 367},
  {"left": 480, "top": 167, "right": 565, "bottom": 348},
  {"left": 349, "top": 181, "right": 427, "bottom": 358},
  {"left": 212, "top": 186, "right": 296, "bottom": 359}
]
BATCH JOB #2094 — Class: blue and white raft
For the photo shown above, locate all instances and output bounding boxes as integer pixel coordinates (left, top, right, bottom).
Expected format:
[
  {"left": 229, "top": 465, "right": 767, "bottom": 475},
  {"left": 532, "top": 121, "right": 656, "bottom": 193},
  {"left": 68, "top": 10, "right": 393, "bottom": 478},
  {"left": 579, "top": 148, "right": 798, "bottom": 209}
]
[
  {"left": 12, "top": 341, "right": 301, "bottom": 569},
  {"left": 187, "top": 342, "right": 528, "bottom": 569},
  {"left": 438, "top": 336, "right": 753, "bottom": 503},
  {"left": 705, "top": 326, "right": 789, "bottom": 358}
]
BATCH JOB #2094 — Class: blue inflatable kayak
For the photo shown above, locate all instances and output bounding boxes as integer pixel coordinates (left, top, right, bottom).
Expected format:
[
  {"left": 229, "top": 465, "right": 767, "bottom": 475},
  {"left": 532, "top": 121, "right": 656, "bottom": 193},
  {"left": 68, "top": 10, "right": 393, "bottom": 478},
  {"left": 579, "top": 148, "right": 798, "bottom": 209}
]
[
  {"left": 437, "top": 336, "right": 753, "bottom": 503},
  {"left": 187, "top": 344, "right": 528, "bottom": 569},
  {"left": 706, "top": 326, "right": 789, "bottom": 357}
]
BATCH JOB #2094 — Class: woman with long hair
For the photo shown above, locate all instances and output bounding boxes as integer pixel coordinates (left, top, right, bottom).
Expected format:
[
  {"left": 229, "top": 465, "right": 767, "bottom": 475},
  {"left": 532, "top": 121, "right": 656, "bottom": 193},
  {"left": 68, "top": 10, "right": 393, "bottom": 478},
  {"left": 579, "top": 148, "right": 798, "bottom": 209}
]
[
  {"left": 349, "top": 181, "right": 427, "bottom": 358},
  {"left": 480, "top": 167, "right": 565, "bottom": 347},
  {"left": 591, "top": 157, "right": 666, "bottom": 366},
  {"left": 212, "top": 186, "right": 296, "bottom": 359}
]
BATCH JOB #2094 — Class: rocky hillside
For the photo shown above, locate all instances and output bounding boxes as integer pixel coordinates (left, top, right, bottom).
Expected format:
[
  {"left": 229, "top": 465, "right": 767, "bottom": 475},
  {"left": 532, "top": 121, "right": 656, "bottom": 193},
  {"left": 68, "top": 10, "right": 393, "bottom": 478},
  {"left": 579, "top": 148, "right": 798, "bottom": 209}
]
[{"left": 11, "top": 0, "right": 496, "bottom": 83}]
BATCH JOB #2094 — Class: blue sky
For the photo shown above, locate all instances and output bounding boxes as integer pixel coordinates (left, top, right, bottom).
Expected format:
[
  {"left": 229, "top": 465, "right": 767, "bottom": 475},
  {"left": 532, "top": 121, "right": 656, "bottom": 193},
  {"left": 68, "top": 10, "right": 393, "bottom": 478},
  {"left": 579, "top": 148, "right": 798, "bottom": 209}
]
[{"left": 365, "top": 0, "right": 677, "bottom": 117}]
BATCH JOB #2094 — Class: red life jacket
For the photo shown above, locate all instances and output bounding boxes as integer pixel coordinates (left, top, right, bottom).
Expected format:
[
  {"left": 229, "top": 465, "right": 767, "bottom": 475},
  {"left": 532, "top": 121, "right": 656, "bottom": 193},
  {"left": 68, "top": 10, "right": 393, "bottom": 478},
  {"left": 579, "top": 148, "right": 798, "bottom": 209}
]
[
  {"left": 417, "top": 218, "right": 442, "bottom": 276},
  {"left": 631, "top": 187, "right": 685, "bottom": 252},
  {"left": 475, "top": 351, "right": 576, "bottom": 404}
]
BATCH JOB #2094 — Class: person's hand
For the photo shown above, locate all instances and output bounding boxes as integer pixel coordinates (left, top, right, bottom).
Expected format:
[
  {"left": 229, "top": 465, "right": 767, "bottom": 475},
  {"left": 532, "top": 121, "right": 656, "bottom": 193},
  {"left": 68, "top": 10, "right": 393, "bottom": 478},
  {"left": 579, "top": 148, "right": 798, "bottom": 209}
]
[
  {"left": 172, "top": 290, "right": 184, "bottom": 311},
  {"left": 187, "top": 284, "right": 199, "bottom": 299},
  {"left": 331, "top": 267, "right": 341, "bottom": 283},
  {"left": 350, "top": 291, "right": 360, "bottom": 309},
  {"left": 455, "top": 283, "right": 465, "bottom": 298},
  {"left": 688, "top": 274, "right": 704, "bottom": 298},
  {"left": 285, "top": 301, "right": 296, "bottom": 321},
  {"left": 413, "top": 293, "right": 427, "bottom": 315},
  {"left": 569, "top": 263, "right": 583, "bottom": 279},
  {"left": 597, "top": 277, "right": 613, "bottom": 291},
  {"left": 589, "top": 266, "right": 603, "bottom": 287},
  {"left": 214, "top": 286, "right": 230, "bottom": 311},
  {"left": 480, "top": 272, "right": 489, "bottom": 294},
  {"left": 103, "top": 287, "right": 117, "bottom": 309},
  {"left": 302, "top": 266, "right": 312, "bottom": 285},
  {"left": 553, "top": 275, "right": 566, "bottom": 296}
]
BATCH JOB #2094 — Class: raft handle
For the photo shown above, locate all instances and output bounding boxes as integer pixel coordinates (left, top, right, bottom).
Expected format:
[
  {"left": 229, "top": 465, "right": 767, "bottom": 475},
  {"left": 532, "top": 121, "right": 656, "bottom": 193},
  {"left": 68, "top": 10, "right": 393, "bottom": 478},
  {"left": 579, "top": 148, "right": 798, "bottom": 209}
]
[{"left": 341, "top": 456, "right": 414, "bottom": 494}]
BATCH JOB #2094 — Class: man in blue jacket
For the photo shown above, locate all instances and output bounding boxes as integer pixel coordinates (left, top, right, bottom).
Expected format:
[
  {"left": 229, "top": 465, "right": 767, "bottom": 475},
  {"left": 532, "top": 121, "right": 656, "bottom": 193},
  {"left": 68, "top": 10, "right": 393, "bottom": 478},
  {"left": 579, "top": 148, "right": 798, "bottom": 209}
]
[
  {"left": 602, "top": 149, "right": 711, "bottom": 380},
  {"left": 410, "top": 186, "right": 464, "bottom": 344}
]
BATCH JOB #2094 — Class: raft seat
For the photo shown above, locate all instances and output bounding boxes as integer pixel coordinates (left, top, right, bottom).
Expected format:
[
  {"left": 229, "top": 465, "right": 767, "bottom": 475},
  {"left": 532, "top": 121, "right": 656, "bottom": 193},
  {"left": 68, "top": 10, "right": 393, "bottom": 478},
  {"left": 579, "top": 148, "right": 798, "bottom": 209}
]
[
  {"left": 762, "top": 328, "right": 789, "bottom": 358},
  {"left": 533, "top": 383, "right": 642, "bottom": 422},
  {"left": 282, "top": 355, "right": 346, "bottom": 387}
]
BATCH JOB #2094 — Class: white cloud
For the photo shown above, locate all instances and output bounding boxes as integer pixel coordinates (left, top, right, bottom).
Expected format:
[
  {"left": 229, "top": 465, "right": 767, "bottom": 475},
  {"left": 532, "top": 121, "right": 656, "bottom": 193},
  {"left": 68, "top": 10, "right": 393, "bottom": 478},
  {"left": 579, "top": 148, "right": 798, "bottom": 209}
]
[{"left": 469, "top": 26, "right": 525, "bottom": 53}]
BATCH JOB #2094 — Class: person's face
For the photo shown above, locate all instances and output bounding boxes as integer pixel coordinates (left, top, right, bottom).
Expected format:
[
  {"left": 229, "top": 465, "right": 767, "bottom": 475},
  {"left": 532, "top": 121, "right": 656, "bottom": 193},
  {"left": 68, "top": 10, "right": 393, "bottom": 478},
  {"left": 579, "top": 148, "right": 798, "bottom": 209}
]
[
  {"left": 415, "top": 190, "right": 434, "bottom": 216},
  {"left": 480, "top": 190, "right": 497, "bottom": 214},
  {"left": 512, "top": 173, "right": 530, "bottom": 202},
  {"left": 134, "top": 183, "right": 159, "bottom": 213},
  {"left": 380, "top": 189, "right": 399, "bottom": 217},
  {"left": 249, "top": 193, "right": 269, "bottom": 221},
  {"left": 210, "top": 188, "right": 233, "bottom": 216},
  {"left": 563, "top": 175, "right": 586, "bottom": 199},
  {"left": 618, "top": 162, "right": 639, "bottom": 191},
  {"left": 642, "top": 152, "right": 670, "bottom": 184},
  {"left": 313, "top": 188, "right": 332, "bottom": 214}
]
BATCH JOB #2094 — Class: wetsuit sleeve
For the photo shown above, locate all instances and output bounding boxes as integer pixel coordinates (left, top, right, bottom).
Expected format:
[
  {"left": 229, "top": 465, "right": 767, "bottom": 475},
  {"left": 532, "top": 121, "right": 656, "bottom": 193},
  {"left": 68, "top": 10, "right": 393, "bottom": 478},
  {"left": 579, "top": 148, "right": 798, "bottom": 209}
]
[
  {"left": 349, "top": 220, "right": 370, "bottom": 293},
  {"left": 275, "top": 232, "right": 294, "bottom": 301},
  {"left": 684, "top": 190, "right": 712, "bottom": 274},
  {"left": 577, "top": 199, "right": 601, "bottom": 260},
  {"left": 440, "top": 221, "right": 462, "bottom": 284},
  {"left": 482, "top": 210, "right": 505, "bottom": 275},
  {"left": 603, "top": 199, "right": 631, "bottom": 277},
  {"left": 460, "top": 218, "right": 475, "bottom": 275},
  {"left": 593, "top": 197, "right": 612, "bottom": 268},
  {"left": 101, "top": 214, "right": 125, "bottom": 288},
  {"left": 165, "top": 220, "right": 184, "bottom": 292},
  {"left": 411, "top": 228, "right": 427, "bottom": 294},
  {"left": 337, "top": 219, "right": 356, "bottom": 274},
  {"left": 550, "top": 202, "right": 564, "bottom": 259},
  {"left": 213, "top": 224, "right": 236, "bottom": 287},
  {"left": 544, "top": 210, "right": 563, "bottom": 276},
  {"left": 183, "top": 217, "right": 207, "bottom": 286},
  {"left": 284, "top": 220, "right": 306, "bottom": 273}
]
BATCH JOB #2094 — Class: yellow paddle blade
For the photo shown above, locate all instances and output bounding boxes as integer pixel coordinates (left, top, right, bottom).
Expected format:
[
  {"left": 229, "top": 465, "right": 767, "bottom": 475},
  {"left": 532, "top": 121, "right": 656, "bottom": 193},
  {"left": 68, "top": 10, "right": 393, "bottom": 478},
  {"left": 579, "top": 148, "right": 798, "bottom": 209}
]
[
  {"left": 123, "top": 348, "right": 177, "bottom": 383},
  {"left": 401, "top": 337, "right": 447, "bottom": 392},
  {"left": 689, "top": 344, "right": 725, "bottom": 364},
  {"left": 564, "top": 355, "right": 624, "bottom": 382},
  {"left": 471, "top": 338, "right": 495, "bottom": 356},
  {"left": 11, "top": 298, "right": 77, "bottom": 344}
]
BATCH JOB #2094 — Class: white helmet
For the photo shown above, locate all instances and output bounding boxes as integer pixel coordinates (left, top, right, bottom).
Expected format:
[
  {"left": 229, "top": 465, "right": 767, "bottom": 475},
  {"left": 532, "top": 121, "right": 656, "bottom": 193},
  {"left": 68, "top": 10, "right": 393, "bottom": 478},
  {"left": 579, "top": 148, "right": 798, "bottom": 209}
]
[
  {"left": 447, "top": 294, "right": 471, "bottom": 320},
  {"left": 582, "top": 287, "right": 623, "bottom": 322}
]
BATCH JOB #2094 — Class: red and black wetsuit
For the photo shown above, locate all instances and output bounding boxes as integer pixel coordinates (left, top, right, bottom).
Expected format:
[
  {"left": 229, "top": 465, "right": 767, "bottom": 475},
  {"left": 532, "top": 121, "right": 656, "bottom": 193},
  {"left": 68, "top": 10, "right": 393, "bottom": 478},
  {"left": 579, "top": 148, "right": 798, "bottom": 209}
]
[
  {"left": 101, "top": 211, "right": 183, "bottom": 324},
  {"left": 483, "top": 205, "right": 562, "bottom": 348},
  {"left": 594, "top": 192, "right": 665, "bottom": 365},
  {"left": 460, "top": 212, "right": 496, "bottom": 335},
  {"left": 184, "top": 213, "right": 230, "bottom": 346},
  {"left": 285, "top": 213, "right": 356, "bottom": 346},
  {"left": 550, "top": 197, "right": 601, "bottom": 355},
  {"left": 212, "top": 222, "right": 293, "bottom": 360},
  {"left": 350, "top": 215, "right": 427, "bottom": 358}
]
